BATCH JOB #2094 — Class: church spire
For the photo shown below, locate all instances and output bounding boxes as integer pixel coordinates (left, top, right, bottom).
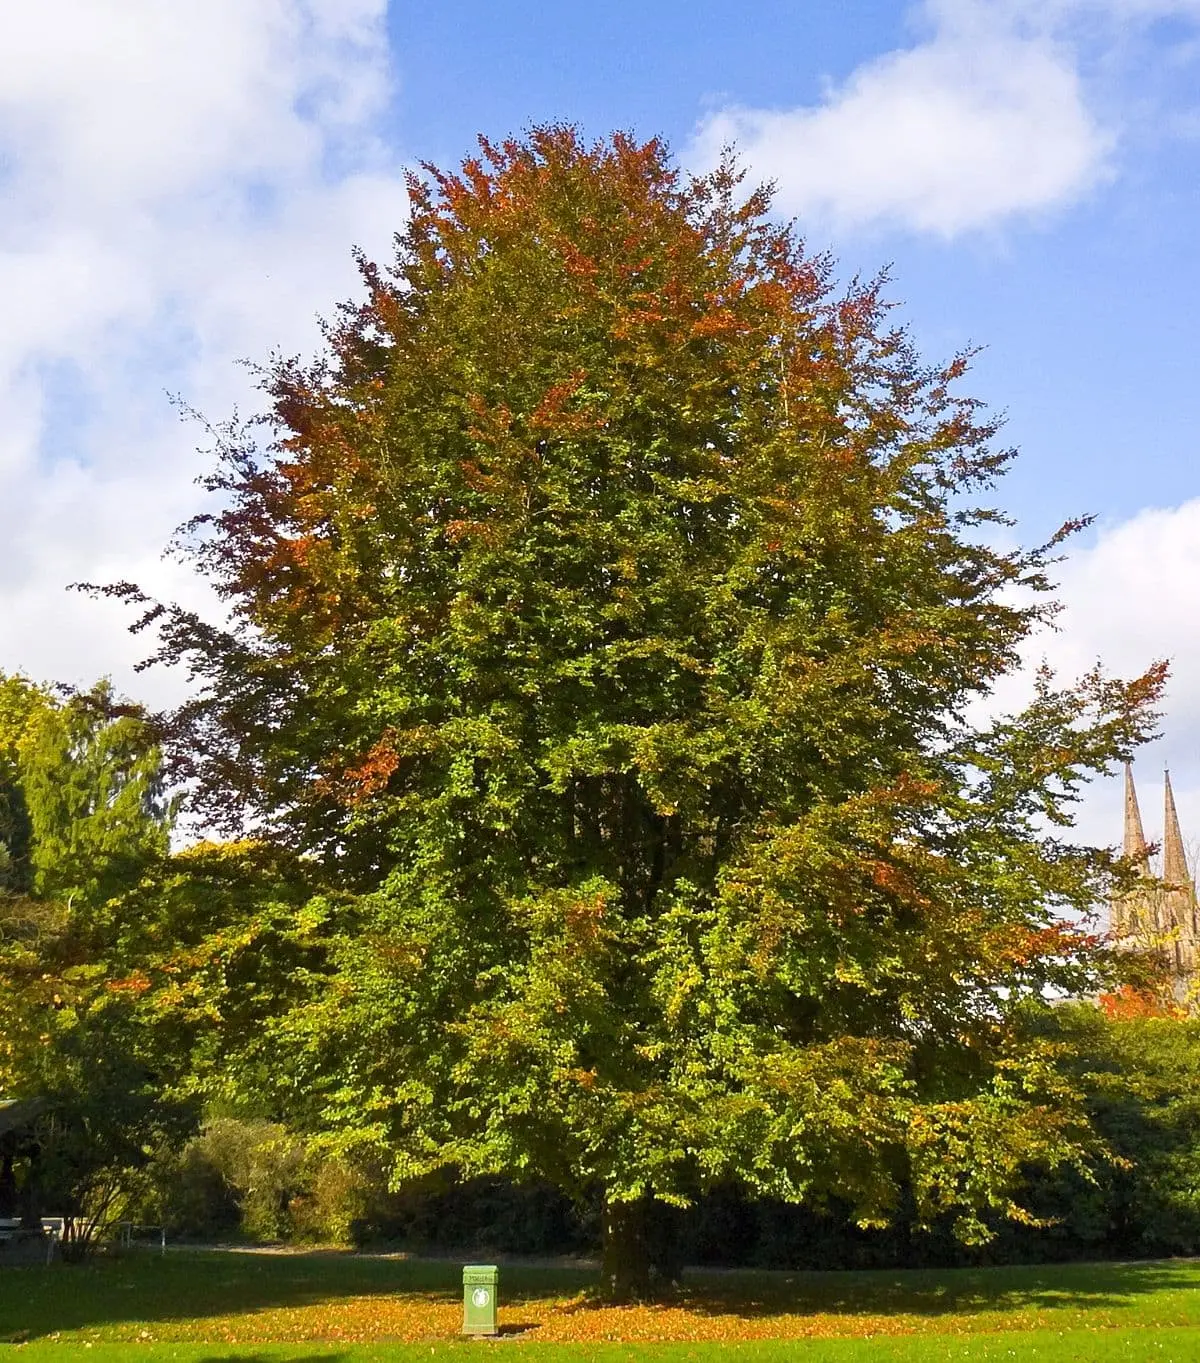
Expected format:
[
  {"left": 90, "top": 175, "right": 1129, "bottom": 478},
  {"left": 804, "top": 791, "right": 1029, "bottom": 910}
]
[
  {"left": 1113, "top": 761, "right": 1198, "bottom": 1001},
  {"left": 1164, "top": 769, "right": 1191, "bottom": 890},
  {"left": 1124, "top": 762, "right": 1149, "bottom": 870}
]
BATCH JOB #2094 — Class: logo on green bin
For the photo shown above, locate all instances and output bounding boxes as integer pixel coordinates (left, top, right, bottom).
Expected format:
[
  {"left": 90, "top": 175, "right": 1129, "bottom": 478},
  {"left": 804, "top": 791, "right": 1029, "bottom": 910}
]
[{"left": 472, "top": 1287, "right": 490, "bottom": 1308}]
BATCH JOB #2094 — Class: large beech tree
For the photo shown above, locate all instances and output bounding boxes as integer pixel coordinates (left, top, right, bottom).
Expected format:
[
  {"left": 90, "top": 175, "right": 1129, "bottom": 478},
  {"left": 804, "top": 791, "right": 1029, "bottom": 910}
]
[{"left": 108, "top": 130, "right": 1161, "bottom": 1296}]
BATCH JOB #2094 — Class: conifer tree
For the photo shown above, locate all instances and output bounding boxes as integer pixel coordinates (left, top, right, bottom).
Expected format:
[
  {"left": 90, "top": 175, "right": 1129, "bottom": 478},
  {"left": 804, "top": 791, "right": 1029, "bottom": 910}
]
[
  {"left": 0, "top": 674, "right": 50, "bottom": 895},
  {"left": 22, "top": 682, "right": 171, "bottom": 907}
]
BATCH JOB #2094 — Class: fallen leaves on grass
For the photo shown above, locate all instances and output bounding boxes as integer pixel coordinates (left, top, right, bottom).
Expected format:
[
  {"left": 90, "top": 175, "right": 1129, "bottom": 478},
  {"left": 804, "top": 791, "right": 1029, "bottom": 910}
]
[{"left": 54, "top": 1292, "right": 1189, "bottom": 1347}]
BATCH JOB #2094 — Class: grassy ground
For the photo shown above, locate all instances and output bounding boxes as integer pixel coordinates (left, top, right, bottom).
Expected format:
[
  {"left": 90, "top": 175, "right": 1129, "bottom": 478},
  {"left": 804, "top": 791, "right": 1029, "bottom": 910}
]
[
  {"left": 3, "top": 1249, "right": 1200, "bottom": 1359},
  {"left": 6, "top": 1336, "right": 1200, "bottom": 1362}
]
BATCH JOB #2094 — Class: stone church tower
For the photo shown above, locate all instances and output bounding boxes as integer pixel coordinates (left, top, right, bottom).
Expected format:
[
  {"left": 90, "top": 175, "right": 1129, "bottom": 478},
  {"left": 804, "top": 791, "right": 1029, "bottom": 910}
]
[{"left": 1112, "top": 763, "right": 1200, "bottom": 998}]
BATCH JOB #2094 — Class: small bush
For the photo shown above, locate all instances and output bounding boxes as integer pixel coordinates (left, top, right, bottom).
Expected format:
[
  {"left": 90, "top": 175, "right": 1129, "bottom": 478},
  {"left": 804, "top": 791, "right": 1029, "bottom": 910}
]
[{"left": 153, "top": 1139, "right": 241, "bottom": 1241}]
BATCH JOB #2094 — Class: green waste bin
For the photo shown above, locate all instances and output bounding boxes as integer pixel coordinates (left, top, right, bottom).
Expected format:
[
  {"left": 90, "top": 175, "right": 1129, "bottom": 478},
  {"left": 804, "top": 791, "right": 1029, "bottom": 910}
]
[{"left": 462, "top": 1264, "right": 499, "bottom": 1336}]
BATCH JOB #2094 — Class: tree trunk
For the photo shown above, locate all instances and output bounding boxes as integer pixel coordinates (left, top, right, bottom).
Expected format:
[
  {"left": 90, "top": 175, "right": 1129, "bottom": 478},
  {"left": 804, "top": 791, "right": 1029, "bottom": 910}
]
[
  {"left": 17, "top": 1142, "right": 43, "bottom": 1231},
  {"left": 602, "top": 1195, "right": 650, "bottom": 1302},
  {"left": 601, "top": 1194, "right": 683, "bottom": 1302},
  {"left": 0, "top": 1147, "right": 16, "bottom": 1219}
]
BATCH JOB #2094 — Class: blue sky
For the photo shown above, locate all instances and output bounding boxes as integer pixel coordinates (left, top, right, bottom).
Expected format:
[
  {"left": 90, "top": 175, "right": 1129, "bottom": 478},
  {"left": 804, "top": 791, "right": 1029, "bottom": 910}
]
[
  {"left": 1, "top": 0, "right": 1199, "bottom": 853},
  {"left": 387, "top": 2, "right": 909, "bottom": 166},
  {"left": 390, "top": 0, "right": 1200, "bottom": 537}
]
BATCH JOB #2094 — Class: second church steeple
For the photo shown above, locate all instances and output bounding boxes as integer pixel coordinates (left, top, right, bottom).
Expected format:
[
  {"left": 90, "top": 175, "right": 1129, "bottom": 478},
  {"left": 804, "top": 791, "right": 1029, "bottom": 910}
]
[{"left": 1113, "top": 763, "right": 1199, "bottom": 1000}]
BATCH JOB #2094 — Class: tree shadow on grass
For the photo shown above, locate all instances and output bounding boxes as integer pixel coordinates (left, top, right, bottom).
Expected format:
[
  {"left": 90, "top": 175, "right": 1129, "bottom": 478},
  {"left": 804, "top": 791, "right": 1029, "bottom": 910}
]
[
  {"left": 195, "top": 1356, "right": 351, "bottom": 1362},
  {"left": 555, "top": 1258, "right": 1200, "bottom": 1322},
  {"left": 669, "top": 1258, "right": 1200, "bottom": 1320},
  {"left": 2, "top": 1248, "right": 1198, "bottom": 1341},
  {"left": 0, "top": 1248, "right": 588, "bottom": 1341}
]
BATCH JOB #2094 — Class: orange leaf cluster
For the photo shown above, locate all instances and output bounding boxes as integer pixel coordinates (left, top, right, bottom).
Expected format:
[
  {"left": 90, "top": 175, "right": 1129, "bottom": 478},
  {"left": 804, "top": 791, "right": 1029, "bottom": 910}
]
[
  {"left": 1097, "top": 985, "right": 1186, "bottom": 1021},
  {"left": 343, "top": 732, "right": 402, "bottom": 804}
]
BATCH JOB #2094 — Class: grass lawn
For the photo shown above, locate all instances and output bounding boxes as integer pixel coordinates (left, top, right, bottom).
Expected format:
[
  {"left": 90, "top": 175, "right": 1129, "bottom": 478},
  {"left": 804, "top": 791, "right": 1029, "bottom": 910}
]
[{"left": 3, "top": 1249, "right": 1200, "bottom": 1359}]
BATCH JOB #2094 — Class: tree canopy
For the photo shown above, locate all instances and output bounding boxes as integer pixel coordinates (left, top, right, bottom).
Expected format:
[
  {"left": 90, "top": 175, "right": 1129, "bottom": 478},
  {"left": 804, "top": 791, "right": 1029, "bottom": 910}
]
[
  {"left": 103, "top": 128, "right": 1163, "bottom": 1296},
  {"left": 0, "top": 676, "right": 182, "bottom": 1250}
]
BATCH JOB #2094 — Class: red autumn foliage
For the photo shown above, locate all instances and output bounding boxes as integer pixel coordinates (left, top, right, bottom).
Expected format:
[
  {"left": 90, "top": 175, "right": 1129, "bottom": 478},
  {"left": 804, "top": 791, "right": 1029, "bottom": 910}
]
[{"left": 1097, "top": 984, "right": 1186, "bottom": 1021}]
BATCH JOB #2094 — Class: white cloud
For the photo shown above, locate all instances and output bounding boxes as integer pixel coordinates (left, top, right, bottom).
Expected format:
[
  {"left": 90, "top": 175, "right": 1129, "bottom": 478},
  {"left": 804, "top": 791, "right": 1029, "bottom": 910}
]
[
  {"left": 1011, "top": 501, "right": 1200, "bottom": 864},
  {"left": 0, "top": 1, "right": 409, "bottom": 708},
  {"left": 687, "top": 0, "right": 1200, "bottom": 238},
  {"left": 2, "top": 0, "right": 1196, "bottom": 879}
]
